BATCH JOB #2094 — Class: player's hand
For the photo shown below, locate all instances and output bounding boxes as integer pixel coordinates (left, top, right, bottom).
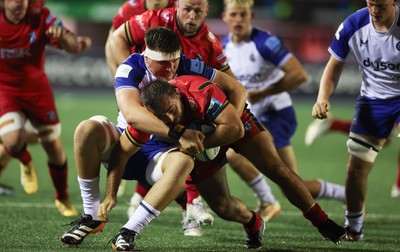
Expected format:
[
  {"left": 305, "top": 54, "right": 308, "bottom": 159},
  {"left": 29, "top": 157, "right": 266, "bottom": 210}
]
[
  {"left": 179, "top": 128, "right": 205, "bottom": 157},
  {"left": 311, "top": 100, "right": 330, "bottom": 119},
  {"left": 77, "top": 36, "right": 92, "bottom": 52},
  {"left": 98, "top": 196, "right": 117, "bottom": 222},
  {"left": 46, "top": 26, "right": 65, "bottom": 39},
  {"left": 248, "top": 89, "right": 265, "bottom": 104}
]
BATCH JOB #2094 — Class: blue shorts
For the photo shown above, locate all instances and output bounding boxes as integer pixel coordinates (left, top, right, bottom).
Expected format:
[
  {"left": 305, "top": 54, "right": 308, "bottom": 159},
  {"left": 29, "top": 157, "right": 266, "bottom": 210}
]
[
  {"left": 350, "top": 96, "right": 400, "bottom": 138},
  {"left": 257, "top": 106, "right": 297, "bottom": 149}
]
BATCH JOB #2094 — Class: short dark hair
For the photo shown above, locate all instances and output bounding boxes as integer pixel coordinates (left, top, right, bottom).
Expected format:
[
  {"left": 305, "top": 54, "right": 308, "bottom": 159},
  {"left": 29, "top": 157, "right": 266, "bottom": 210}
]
[
  {"left": 141, "top": 79, "right": 177, "bottom": 116},
  {"left": 144, "top": 26, "right": 182, "bottom": 54}
]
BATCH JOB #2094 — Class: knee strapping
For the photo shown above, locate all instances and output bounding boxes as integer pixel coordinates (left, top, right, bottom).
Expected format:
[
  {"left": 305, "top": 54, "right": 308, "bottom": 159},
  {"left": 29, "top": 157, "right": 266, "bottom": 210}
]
[
  {"left": 346, "top": 132, "right": 382, "bottom": 163},
  {"left": 36, "top": 123, "right": 61, "bottom": 142}
]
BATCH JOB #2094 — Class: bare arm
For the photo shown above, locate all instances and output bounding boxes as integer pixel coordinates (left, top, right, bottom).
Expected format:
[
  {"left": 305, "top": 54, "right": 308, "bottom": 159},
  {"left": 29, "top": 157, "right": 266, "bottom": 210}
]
[
  {"left": 248, "top": 56, "right": 308, "bottom": 104},
  {"left": 105, "top": 26, "right": 117, "bottom": 76},
  {"left": 312, "top": 56, "right": 345, "bottom": 119},
  {"left": 213, "top": 70, "right": 247, "bottom": 115},
  {"left": 203, "top": 103, "right": 244, "bottom": 148},
  {"left": 105, "top": 24, "right": 132, "bottom": 77},
  {"left": 46, "top": 26, "right": 92, "bottom": 53},
  {"left": 98, "top": 132, "right": 139, "bottom": 222}
]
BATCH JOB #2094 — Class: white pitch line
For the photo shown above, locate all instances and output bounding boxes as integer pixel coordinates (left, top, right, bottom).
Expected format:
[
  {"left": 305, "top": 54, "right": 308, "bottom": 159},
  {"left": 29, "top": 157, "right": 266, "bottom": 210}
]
[{"left": 0, "top": 201, "right": 399, "bottom": 220}]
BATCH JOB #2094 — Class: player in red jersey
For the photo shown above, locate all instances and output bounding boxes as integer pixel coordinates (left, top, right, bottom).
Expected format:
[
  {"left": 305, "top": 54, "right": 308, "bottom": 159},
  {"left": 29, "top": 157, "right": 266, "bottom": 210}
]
[
  {"left": 106, "top": 0, "right": 287, "bottom": 225},
  {"left": 0, "top": 0, "right": 91, "bottom": 216},
  {"left": 105, "top": 0, "right": 177, "bottom": 75}
]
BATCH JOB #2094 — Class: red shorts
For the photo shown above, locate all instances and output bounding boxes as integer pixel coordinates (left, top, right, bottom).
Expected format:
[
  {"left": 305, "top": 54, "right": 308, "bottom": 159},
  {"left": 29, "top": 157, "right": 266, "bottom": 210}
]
[
  {"left": 0, "top": 75, "right": 59, "bottom": 125},
  {"left": 190, "top": 109, "right": 265, "bottom": 183}
]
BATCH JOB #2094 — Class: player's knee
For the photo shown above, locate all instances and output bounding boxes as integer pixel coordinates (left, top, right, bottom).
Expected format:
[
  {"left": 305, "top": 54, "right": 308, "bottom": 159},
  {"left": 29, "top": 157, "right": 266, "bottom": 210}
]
[
  {"left": 346, "top": 133, "right": 382, "bottom": 163},
  {"left": 36, "top": 123, "right": 61, "bottom": 143},
  {"left": 0, "top": 112, "right": 25, "bottom": 136}
]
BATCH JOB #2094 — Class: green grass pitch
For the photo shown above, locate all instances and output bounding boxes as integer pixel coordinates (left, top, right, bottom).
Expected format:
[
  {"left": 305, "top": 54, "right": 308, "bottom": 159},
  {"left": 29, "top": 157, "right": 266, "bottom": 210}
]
[{"left": 0, "top": 90, "right": 399, "bottom": 251}]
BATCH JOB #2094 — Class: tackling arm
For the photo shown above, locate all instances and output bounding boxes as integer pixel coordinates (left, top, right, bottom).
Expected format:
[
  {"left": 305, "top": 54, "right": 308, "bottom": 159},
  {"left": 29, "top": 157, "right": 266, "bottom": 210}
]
[
  {"left": 105, "top": 24, "right": 132, "bottom": 77},
  {"left": 213, "top": 70, "right": 247, "bottom": 115}
]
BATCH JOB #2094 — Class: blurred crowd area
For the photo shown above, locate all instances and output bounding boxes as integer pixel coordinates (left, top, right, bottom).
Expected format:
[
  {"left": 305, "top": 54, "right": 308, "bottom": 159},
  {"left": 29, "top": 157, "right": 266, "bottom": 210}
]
[{"left": 45, "top": 0, "right": 365, "bottom": 93}]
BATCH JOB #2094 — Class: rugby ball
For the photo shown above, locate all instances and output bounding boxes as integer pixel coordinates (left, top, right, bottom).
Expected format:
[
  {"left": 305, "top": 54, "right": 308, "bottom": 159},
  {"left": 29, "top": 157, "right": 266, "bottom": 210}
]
[{"left": 187, "top": 120, "right": 220, "bottom": 162}]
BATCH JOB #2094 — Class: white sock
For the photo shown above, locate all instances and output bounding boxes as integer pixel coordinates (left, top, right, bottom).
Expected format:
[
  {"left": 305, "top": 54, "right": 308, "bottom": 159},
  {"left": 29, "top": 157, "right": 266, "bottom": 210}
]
[
  {"left": 78, "top": 176, "right": 100, "bottom": 220},
  {"left": 124, "top": 200, "right": 161, "bottom": 234},
  {"left": 248, "top": 174, "right": 275, "bottom": 204},
  {"left": 317, "top": 179, "right": 346, "bottom": 203},
  {"left": 345, "top": 210, "right": 364, "bottom": 233}
]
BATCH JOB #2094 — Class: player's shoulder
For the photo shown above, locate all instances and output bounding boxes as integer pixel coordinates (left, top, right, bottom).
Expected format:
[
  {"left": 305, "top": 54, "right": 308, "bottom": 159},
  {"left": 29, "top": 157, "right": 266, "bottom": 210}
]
[{"left": 341, "top": 7, "right": 370, "bottom": 35}]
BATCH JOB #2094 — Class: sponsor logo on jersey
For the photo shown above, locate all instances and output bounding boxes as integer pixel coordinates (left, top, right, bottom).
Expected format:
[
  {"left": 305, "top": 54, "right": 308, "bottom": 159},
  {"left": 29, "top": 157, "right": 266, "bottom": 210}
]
[
  {"left": 216, "top": 52, "right": 225, "bottom": 62},
  {"left": 29, "top": 32, "right": 37, "bottom": 43},
  {"left": 0, "top": 48, "right": 31, "bottom": 59},
  {"left": 363, "top": 57, "right": 400, "bottom": 71},
  {"left": 207, "top": 31, "right": 216, "bottom": 42},
  {"left": 359, "top": 38, "right": 368, "bottom": 47},
  {"left": 161, "top": 10, "right": 171, "bottom": 22},
  {"left": 264, "top": 36, "right": 281, "bottom": 54},
  {"left": 207, "top": 97, "right": 222, "bottom": 119},
  {"left": 190, "top": 60, "right": 205, "bottom": 74}
]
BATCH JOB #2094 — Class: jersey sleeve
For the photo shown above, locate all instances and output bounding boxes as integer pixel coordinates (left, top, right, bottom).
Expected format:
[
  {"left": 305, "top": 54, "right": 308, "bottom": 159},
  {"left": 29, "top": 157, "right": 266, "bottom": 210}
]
[
  {"left": 114, "top": 54, "right": 146, "bottom": 92},
  {"left": 210, "top": 33, "right": 230, "bottom": 72},
  {"left": 328, "top": 8, "right": 369, "bottom": 62},
  {"left": 42, "top": 8, "right": 69, "bottom": 48},
  {"left": 177, "top": 55, "right": 217, "bottom": 81},
  {"left": 201, "top": 82, "right": 229, "bottom": 122},
  {"left": 252, "top": 29, "right": 292, "bottom": 67}
]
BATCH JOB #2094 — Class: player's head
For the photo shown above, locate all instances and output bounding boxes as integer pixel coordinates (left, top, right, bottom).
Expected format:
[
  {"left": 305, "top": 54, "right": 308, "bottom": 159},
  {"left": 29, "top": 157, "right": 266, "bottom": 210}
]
[
  {"left": 2, "top": 0, "right": 29, "bottom": 22},
  {"left": 145, "top": 0, "right": 171, "bottom": 10},
  {"left": 176, "top": 0, "right": 209, "bottom": 37},
  {"left": 366, "top": 0, "right": 397, "bottom": 24},
  {"left": 222, "top": 0, "right": 254, "bottom": 40},
  {"left": 144, "top": 26, "right": 182, "bottom": 80},
  {"left": 141, "top": 79, "right": 184, "bottom": 126}
]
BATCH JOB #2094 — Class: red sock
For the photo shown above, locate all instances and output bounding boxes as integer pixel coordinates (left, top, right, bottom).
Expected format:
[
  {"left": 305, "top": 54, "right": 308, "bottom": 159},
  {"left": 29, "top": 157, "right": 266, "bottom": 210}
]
[
  {"left": 303, "top": 203, "right": 328, "bottom": 227},
  {"left": 185, "top": 176, "right": 200, "bottom": 204},
  {"left": 3, "top": 144, "right": 32, "bottom": 164},
  {"left": 397, "top": 151, "right": 400, "bottom": 188},
  {"left": 330, "top": 120, "right": 352, "bottom": 134},
  {"left": 135, "top": 183, "right": 149, "bottom": 197},
  {"left": 48, "top": 161, "right": 69, "bottom": 200},
  {"left": 243, "top": 211, "right": 262, "bottom": 235}
]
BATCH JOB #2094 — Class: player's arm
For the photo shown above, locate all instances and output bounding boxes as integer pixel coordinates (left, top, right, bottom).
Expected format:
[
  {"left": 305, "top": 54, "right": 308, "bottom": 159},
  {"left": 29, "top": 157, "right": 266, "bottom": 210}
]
[
  {"left": 312, "top": 55, "right": 345, "bottom": 119},
  {"left": 248, "top": 56, "right": 308, "bottom": 104},
  {"left": 46, "top": 26, "right": 92, "bottom": 53},
  {"left": 204, "top": 102, "right": 244, "bottom": 148},
  {"left": 213, "top": 70, "right": 247, "bottom": 115},
  {"left": 98, "top": 131, "right": 138, "bottom": 222},
  {"left": 105, "top": 23, "right": 132, "bottom": 77},
  {"left": 117, "top": 88, "right": 205, "bottom": 155},
  {"left": 105, "top": 26, "right": 118, "bottom": 76}
]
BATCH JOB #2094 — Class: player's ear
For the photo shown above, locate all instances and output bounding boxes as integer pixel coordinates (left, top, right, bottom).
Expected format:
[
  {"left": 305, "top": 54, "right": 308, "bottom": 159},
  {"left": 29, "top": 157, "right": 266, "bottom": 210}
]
[{"left": 175, "top": 88, "right": 180, "bottom": 97}]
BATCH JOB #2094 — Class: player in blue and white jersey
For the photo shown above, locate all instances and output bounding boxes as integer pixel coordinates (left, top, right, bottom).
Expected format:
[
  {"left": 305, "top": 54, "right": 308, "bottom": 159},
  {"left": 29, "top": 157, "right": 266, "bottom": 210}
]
[
  {"left": 312, "top": 0, "right": 400, "bottom": 241},
  {"left": 222, "top": 0, "right": 346, "bottom": 222}
]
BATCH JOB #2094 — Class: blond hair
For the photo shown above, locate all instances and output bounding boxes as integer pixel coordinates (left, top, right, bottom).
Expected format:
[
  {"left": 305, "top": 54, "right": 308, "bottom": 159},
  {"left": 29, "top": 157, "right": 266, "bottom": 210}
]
[{"left": 223, "top": 0, "right": 254, "bottom": 9}]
